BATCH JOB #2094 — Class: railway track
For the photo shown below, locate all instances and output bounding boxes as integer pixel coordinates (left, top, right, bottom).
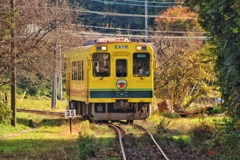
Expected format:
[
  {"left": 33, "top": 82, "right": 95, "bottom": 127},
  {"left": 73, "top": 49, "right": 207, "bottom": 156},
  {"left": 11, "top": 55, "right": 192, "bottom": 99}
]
[
  {"left": 109, "top": 122, "right": 169, "bottom": 160},
  {"left": 17, "top": 109, "right": 169, "bottom": 159}
]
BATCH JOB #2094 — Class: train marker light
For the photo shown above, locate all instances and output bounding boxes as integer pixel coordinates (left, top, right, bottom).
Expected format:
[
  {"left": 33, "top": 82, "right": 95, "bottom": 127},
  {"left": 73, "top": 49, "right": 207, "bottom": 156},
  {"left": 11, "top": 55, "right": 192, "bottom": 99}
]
[
  {"left": 96, "top": 46, "right": 107, "bottom": 51},
  {"left": 101, "top": 46, "right": 107, "bottom": 50},
  {"left": 136, "top": 46, "right": 147, "bottom": 51}
]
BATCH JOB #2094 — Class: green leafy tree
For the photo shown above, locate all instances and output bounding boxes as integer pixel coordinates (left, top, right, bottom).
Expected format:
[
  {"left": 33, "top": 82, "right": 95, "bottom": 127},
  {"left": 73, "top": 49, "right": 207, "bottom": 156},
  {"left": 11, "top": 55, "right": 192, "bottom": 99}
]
[
  {"left": 185, "top": 0, "right": 240, "bottom": 118},
  {"left": 185, "top": 1, "right": 240, "bottom": 159}
]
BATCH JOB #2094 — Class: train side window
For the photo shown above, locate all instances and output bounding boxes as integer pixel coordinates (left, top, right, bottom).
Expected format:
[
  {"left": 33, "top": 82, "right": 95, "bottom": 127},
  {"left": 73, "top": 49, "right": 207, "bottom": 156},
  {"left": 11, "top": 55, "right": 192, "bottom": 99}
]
[
  {"left": 93, "top": 53, "right": 110, "bottom": 77},
  {"left": 72, "top": 61, "right": 84, "bottom": 80},
  {"left": 77, "top": 61, "right": 81, "bottom": 80},
  {"left": 116, "top": 59, "right": 127, "bottom": 77},
  {"left": 133, "top": 53, "right": 150, "bottom": 77},
  {"left": 72, "top": 61, "right": 77, "bottom": 80}
]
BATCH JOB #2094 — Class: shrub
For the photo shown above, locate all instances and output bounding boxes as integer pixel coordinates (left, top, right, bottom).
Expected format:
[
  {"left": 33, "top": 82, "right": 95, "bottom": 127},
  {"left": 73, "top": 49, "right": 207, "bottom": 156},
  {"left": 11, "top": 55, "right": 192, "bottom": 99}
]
[
  {"left": 191, "top": 122, "right": 216, "bottom": 146},
  {"left": 207, "top": 106, "right": 222, "bottom": 114},
  {"left": 16, "top": 88, "right": 23, "bottom": 95},
  {"left": 78, "top": 135, "right": 95, "bottom": 159},
  {"left": 210, "top": 119, "right": 240, "bottom": 159},
  {"left": 0, "top": 102, "right": 12, "bottom": 124},
  {"left": 27, "top": 86, "right": 38, "bottom": 96}
]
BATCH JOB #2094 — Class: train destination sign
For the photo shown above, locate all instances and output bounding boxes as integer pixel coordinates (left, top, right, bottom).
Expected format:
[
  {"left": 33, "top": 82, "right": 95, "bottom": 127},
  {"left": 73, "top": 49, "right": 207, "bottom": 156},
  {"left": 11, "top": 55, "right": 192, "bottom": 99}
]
[{"left": 115, "top": 45, "right": 128, "bottom": 49}]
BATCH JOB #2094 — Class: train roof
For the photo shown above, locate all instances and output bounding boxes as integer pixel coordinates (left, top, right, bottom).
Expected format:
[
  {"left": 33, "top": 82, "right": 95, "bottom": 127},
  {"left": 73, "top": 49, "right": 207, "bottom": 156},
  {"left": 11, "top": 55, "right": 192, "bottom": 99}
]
[{"left": 83, "top": 38, "right": 130, "bottom": 46}]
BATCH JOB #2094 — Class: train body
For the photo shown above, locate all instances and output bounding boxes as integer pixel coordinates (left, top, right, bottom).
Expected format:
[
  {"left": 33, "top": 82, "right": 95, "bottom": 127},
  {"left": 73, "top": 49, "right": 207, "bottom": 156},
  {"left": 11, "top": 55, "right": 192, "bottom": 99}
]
[{"left": 65, "top": 38, "right": 154, "bottom": 122}]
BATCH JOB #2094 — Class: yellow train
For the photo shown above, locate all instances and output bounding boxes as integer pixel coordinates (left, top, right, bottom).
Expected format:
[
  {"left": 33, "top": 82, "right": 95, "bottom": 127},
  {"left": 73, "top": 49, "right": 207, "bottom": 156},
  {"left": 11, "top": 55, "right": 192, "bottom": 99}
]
[{"left": 65, "top": 38, "right": 154, "bottom": 123}]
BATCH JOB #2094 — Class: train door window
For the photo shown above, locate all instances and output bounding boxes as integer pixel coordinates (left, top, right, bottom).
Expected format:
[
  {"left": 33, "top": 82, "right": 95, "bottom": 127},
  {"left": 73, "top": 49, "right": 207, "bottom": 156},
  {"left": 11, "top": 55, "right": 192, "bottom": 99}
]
[
  {"left": 93, "top": 53, "right": 110, "bottom": 77},
  {"left": 133, "top": 53, "right": 150, "bottom": 77},
  {"left": 116, "top": 59, "right": 127, "bottom": 77}
]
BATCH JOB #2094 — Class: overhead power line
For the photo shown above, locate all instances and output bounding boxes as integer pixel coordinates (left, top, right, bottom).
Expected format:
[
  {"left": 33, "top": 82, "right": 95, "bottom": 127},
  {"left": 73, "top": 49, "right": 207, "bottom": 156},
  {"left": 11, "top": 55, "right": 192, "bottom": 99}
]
[
  {"left": 91, "top": 0, "right": 182, "bottom": 8},
  {"left": 81, "top": 8, "right": 196, "bottom": 19},
  {"left": 36, "top": 6, "right": 195, "bottom": 19},
  {"left": 93, "top": 0, "right": 181, "bottom": 4},
  {"left": 77, "top": 24, "right": 206, "bottom": 34},
  {"left": 119, "top": 0, "right": 182, "bottom": 4},
  {"left": 67, "top": 30, "right": 207, "bottom": 40}
]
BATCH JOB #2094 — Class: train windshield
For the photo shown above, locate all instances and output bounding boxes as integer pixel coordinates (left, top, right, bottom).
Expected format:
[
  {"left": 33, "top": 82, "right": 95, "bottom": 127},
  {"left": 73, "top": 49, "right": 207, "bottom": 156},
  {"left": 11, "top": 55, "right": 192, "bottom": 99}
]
[
  {"left": 92, "top": 53, "right": 110, "bottom": 77},
  {"left": 133, "top": 53, "right": 150, "bottom": 77}
]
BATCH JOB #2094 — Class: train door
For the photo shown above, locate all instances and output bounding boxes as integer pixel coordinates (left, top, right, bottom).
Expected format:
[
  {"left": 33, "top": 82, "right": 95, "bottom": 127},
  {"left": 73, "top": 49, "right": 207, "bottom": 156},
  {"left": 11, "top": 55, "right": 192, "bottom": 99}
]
[
  {"left": 113, "top": 55, "right": 129, "bottom": 90},
  {"left": 65, "top": 58, "right": 70, "bottom": 100}
]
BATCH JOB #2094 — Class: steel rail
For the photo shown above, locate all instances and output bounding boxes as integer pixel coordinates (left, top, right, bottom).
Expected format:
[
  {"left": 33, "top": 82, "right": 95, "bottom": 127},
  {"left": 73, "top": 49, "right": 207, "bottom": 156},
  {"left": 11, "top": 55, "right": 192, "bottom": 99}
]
[
  {"left": 108, "top": 124, "right": 127, "bottom": 160},
  {"left": 135, "top": 124, "right": 170, "bottom": 160}
]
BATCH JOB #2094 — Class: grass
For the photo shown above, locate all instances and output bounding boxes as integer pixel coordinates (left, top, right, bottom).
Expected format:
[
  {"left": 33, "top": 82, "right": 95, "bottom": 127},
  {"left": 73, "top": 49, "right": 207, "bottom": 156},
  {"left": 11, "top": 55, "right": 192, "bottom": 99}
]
[
  {"left": 145, "top": 112, "right": 240, "bottom": 159},
  {"left": 17, "top": 96, "right": 67, "bottom": 112},
  {"left": 1, "top": 96, "right": 237, "bottom": 159},
  {"left": 0, "top": 112, "right": 80, "bottom": 159}
]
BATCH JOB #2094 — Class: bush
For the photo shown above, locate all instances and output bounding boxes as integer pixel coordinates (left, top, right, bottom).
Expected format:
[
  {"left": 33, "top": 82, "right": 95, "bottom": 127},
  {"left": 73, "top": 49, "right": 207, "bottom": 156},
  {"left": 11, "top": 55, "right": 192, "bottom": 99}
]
[
  {"left": 27, "top": 86, "right": 38, "bottom": 96},
  {"left": 191, "top": 122, "right": 216, "bottom": 146},
  {"left": 78, "top": 135, "right": 95, "bottom": 159},
  {"left": 207, "top": 106, "right": 222, "bottom": 114},
  {"left": 16, "top": 88, "right": 23, "bottom": 95},
  {"left": 161, "top": 112, "right": 181, "bottom": 118},
  {"left": 0, "top": 102, "right": 12, "bottom": 124},
  {"left": 210, "top": 119, "right": 240, "bottom": 159}
]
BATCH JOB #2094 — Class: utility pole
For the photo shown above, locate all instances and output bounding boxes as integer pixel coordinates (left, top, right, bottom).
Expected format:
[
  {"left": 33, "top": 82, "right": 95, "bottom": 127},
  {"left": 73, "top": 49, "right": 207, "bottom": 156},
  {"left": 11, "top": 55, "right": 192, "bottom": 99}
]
[
  {"left": 51, "top": 49, "right": 57, "bottom": 109},
  {"left": 57, "top": 21, "right": 62, "bottom": 100},
  {"left": 10, "top": 0, "right": 16, "bottom": 127},
  {"left": 145, "top": 0, "right": 148, "bottom": 43}
]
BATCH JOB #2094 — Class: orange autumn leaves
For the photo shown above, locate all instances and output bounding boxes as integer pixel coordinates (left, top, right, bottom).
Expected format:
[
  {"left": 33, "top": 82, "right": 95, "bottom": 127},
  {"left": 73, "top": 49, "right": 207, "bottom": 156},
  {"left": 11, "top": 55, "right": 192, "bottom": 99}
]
[{"left": 154, "top": 7, "right": 201, "bottom": 32}]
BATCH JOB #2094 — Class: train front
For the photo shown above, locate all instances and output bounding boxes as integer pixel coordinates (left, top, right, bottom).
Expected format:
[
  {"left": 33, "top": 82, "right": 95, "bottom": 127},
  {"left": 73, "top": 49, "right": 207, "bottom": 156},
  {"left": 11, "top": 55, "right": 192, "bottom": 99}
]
[{"left": 88, "top": 38, "right": 154, "bottom": 122}]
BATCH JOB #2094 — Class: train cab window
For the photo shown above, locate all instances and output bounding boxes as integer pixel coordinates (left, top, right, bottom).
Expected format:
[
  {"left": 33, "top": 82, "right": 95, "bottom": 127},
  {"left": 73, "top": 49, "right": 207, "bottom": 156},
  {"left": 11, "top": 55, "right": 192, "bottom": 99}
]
[
  {"left": 116, "top": 59, "right": 127, "bottom": 77},
  {"left": 92, "top": 53, "right": 110, "bottom": 77},
  {"left": 133, "top": 53, "right": 150, "bottom": 77}
]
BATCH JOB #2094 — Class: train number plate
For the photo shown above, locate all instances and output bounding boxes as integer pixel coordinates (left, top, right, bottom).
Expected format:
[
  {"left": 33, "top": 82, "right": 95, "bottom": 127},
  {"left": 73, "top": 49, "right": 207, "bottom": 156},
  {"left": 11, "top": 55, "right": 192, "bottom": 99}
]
[{"left": 65, "top": 109, "right": 76, "bottom": 118}]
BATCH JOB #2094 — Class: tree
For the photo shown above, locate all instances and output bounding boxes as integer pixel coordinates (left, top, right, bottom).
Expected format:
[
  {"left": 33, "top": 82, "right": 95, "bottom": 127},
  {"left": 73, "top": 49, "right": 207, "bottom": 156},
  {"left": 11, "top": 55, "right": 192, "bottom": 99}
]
[
  {"left": 185, "top": 0, "right": 240, "bottom": 118},
  {"left": 153, "top": 36, "right": 217, "bottom": 111},
  {"left": 0, "top": 0, "right": 85, "bottom": 88},
  {"left": 0, "top": 0, "right": 84, "bottom": 125},
  {"left": 152, "top": 7, "right": 218, "bottom": 111},
  {"left": 154, "top": 6, "right": 201, "bottom": 33}
]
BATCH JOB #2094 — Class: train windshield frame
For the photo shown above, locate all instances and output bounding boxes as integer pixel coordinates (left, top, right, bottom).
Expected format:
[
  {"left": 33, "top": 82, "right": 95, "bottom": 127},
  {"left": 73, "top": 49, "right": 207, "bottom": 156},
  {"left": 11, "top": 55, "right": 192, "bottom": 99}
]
[
  {"left": 92, "top": 53, "right": 110, "bottom": 77},
  {"left": 133, "top": 53, "right": 150, "bottom": 77}
]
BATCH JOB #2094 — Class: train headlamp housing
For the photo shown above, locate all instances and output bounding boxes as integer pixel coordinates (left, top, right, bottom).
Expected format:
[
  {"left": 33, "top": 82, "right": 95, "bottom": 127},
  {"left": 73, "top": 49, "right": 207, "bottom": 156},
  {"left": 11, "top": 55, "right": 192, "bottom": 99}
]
[
  {"left": 96, "top": 46, "right": 107, "bottom": 51},
  {"left": 136, "top": 46, "right": 147, "bottom": 51}
]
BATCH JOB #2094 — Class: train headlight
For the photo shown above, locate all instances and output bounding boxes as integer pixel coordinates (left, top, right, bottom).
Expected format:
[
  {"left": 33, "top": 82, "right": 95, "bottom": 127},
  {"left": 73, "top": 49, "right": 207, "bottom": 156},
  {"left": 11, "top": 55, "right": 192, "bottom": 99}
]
[
  {"left": 96, "top": 46, "right": 107, "bottom": 51},
  {"left": 136, "top": 46, "right": 147, "bottom": 51}
]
